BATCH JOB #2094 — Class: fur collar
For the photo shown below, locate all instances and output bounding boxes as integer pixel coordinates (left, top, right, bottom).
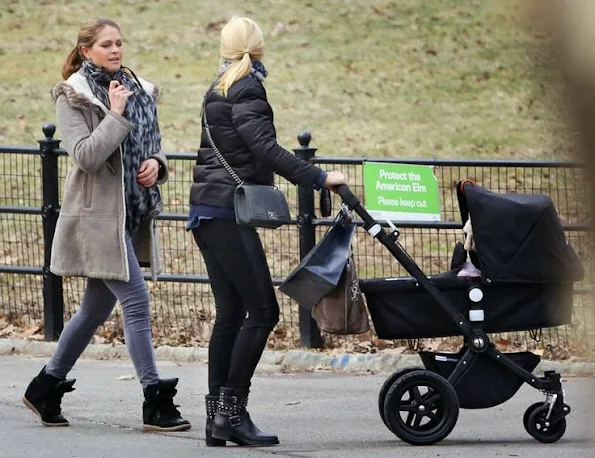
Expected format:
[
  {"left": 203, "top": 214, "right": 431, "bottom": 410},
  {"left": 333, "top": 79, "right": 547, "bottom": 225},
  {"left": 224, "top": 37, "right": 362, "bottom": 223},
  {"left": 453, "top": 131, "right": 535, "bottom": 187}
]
[{"left": 51, "top": 70, "right": 160, "bottom": 110}]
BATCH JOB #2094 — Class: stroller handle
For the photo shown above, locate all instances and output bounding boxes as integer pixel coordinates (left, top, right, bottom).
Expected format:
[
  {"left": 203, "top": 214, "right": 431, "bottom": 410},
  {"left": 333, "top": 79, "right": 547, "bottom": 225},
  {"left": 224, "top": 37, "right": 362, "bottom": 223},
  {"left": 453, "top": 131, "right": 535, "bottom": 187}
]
[
  {"left": 335, "top": 184, "right": 360, "bottom": 209},
  {"left": 334, "top": 184, "right": 377, "bottom": 228}
]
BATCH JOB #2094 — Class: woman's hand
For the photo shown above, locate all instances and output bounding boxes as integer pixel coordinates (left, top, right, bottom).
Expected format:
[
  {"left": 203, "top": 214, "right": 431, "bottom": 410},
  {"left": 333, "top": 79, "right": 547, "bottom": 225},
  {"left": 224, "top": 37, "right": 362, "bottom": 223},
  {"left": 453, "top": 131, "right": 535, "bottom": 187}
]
[
  {"left": 137, "top": 158, "right": 160, "bottom": 188},
  {"left": 323, "top": 171, "right": 347, "bottom": 191},
  {"left": 108, "top": 80, "right": 134, "bottom": 115}
]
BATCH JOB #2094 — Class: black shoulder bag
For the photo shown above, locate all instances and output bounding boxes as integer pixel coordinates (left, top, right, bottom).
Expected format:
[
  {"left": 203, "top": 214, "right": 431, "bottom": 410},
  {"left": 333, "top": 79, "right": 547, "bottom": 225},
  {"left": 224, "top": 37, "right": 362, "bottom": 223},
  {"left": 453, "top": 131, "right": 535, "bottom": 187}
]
[{"left": 202, "top": 108, "right": 292, "bottom": 229}]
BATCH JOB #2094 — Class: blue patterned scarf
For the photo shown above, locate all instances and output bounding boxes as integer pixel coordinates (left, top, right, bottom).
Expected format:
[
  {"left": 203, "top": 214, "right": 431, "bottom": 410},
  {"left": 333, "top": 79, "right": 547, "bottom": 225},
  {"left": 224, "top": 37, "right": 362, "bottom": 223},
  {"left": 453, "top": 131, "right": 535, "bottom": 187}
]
[{"left": 81, "top": 60, "right": 162, "bottom": 234}]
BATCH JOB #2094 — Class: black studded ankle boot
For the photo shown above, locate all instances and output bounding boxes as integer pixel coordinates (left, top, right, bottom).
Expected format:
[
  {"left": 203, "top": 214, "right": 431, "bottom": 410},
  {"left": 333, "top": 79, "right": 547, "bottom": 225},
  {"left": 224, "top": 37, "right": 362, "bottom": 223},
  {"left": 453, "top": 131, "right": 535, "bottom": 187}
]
[
  {"left": 205, "top": 395, "right": 226, "bottom": 446},
  {"left": 22, "top": 366, "right": 76, "bottom": 427},
  {"left": 211, "top": 387, "right": 279, "bottom": 446},
  {"left": 142, "top": 378, "right": 191, "bottom": 432}
]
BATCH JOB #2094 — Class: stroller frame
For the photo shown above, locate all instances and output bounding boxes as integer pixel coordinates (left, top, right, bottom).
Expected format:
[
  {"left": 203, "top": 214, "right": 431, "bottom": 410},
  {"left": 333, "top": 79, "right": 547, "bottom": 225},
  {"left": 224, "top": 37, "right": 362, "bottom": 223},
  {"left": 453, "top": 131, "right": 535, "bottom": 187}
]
[{"left": 335, "top": 183, "right": 570, "bottom": 445}]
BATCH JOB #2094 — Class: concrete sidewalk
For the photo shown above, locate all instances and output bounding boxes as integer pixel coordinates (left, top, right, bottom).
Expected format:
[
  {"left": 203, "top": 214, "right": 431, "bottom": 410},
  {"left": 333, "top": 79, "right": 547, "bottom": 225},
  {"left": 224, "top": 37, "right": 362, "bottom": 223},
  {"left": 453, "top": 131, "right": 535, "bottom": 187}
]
[{"left": 1, "top": 354, "right": 594, "bottom": 458}]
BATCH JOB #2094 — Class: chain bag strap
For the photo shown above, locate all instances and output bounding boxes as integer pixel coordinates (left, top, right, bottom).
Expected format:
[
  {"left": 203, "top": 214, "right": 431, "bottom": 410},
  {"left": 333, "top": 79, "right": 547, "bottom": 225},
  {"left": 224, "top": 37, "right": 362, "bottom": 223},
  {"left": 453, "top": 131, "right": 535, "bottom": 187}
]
[{"left": 202, "top": 105, "right": 291, "bottom": 229}]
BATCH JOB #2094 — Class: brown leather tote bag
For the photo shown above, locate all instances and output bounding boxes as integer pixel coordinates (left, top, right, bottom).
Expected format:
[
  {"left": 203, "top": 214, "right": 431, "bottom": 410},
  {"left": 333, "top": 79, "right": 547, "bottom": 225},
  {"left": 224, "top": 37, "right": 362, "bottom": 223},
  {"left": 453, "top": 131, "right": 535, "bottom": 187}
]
[{"left": 311, "top": 253, "right": 369, "bottom": 334}]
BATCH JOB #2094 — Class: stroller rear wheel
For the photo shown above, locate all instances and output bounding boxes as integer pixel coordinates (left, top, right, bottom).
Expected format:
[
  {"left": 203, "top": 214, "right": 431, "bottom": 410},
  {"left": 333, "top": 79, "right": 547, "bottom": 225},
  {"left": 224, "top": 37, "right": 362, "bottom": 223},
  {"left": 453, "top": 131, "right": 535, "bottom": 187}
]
[
  {"left": 525, "top": 404, "right": 567, "bottom": 443},
  {"left": 383, "top": 370, "right": 459, "bottom": 445},
  {"left": 378, "top": 366, "right": 424, "bottom": 428}
]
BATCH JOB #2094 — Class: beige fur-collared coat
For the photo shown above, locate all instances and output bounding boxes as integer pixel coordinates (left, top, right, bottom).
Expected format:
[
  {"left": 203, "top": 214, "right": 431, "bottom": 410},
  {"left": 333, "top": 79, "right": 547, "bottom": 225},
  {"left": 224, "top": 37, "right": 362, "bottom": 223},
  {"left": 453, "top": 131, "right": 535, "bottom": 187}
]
[{"left": 50, "top": 70, "right": 168, "bottom": 282}]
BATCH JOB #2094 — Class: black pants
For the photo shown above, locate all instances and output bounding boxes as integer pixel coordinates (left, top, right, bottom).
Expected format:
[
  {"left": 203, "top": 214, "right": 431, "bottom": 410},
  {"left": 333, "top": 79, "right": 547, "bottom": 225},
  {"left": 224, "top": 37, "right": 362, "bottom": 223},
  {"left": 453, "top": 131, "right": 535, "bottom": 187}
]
[{"left": 192, "top": 219, "right": 280, "bottom": 395}]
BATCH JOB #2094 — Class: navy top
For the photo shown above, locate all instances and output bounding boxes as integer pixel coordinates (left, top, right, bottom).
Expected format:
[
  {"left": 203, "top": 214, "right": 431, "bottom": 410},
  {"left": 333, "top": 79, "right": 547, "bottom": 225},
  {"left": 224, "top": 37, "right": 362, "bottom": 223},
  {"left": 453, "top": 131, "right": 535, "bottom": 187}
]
[
  {"left": 186, "top": 204, "right": 235, "bottom": 230},
  {"left": 186, "top": 171, "right": 328, "bottom": 230}
]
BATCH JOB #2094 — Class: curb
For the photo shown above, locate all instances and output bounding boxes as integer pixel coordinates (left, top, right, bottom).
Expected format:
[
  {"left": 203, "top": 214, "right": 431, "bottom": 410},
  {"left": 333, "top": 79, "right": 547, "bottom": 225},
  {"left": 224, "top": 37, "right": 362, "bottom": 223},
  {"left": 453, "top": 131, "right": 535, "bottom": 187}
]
[{"left": 1, "top": 338, "right": 594, "bottom": 377}]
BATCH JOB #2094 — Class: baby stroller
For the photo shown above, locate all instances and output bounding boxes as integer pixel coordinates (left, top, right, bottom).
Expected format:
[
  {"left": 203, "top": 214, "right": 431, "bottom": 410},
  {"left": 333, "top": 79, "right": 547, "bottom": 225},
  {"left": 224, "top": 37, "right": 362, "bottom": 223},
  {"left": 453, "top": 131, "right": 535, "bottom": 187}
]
[{"left": 335, "top": 180, "right": 583, "bottom": 445}]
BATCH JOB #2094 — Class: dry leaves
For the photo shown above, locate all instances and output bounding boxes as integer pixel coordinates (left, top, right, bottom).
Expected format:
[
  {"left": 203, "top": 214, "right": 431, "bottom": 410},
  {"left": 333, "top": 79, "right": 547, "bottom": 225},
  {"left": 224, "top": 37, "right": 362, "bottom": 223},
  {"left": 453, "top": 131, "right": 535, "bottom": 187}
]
[
  {"left": 0, "top": 317, "right": 43, "bottom": 339},
  {"left": 0, "top": 313, "right": 587, "bottom": 361}
]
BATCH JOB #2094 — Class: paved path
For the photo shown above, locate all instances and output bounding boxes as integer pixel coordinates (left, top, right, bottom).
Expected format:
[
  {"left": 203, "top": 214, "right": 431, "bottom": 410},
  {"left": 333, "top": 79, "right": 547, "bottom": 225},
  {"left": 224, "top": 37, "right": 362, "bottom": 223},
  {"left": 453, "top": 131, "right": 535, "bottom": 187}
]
[{"left": 0, "top": 356, "right": 593, "bottom": 457}]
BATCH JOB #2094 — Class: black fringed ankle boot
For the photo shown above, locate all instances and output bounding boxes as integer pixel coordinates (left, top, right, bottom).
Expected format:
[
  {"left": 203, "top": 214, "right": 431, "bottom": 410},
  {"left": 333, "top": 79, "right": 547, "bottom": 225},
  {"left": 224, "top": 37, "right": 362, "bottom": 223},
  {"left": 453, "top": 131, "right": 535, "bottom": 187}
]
[
  {"left": 22, "top": 366, "right": 76, "bottom": 427},
  {"left": 211, "top": 387, "right": 279, "bottom": 446}
]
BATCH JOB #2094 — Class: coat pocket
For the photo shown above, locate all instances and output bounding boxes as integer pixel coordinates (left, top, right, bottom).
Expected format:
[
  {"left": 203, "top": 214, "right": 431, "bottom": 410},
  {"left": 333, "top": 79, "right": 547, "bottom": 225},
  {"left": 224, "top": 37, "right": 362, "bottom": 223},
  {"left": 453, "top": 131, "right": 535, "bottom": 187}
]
[{"left": 83, "top": 174, "right": 93, "bottom": 208}]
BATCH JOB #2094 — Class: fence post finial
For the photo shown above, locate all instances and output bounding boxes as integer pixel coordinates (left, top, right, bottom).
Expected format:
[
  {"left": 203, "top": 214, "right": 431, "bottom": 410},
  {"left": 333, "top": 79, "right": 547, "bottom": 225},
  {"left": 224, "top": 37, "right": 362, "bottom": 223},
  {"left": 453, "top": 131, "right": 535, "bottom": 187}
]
[
  {"left": 298, "top": 131, "right": 311, "bottom": 148},
  {"left": 42, "top": 123, "right": 56, "bottom": 139}
]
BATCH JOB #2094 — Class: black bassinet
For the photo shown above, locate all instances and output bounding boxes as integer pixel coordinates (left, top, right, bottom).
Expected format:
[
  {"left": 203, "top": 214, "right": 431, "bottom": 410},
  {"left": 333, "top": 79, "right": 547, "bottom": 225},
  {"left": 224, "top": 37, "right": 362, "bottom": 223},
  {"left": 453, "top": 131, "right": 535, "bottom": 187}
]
[
  {"left": 361, "top": 182, "right": 583, "bottom": 340},
  {"left": 363, "top": 276, "right": 574, "bottom": 339}
]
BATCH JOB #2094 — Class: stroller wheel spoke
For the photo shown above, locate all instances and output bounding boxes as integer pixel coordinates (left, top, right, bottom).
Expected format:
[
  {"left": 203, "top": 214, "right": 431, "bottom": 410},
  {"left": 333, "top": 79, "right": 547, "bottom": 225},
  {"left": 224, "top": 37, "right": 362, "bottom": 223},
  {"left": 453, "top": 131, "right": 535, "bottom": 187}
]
[
  {"left": 424, "top": 392, "right": 442, "bottom": 407},
  {"left": 399, "top": 402, "right": 417, "bottom": 412},
  {"left": 413, "top": 414, "right": 423, "bottom": 429},
  {"left": 405, "top": 411, "right": 415, "bottom": 427},
  {"left": 410, "top": 386, "right": 423, "bottom": 403},
  {"left": 399, "top": 399, "right": 417, "bottom": 412},
  {"left": 425, "top": 410, "right": 438, "bottom": 422}
]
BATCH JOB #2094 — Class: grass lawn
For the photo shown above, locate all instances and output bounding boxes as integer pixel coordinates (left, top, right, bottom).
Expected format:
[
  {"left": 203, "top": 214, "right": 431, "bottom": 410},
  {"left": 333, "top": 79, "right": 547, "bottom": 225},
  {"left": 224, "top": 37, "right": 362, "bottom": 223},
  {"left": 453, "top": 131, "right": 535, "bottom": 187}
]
[{"left": 0, "top": 0, "right": 570, "bottom": 159}]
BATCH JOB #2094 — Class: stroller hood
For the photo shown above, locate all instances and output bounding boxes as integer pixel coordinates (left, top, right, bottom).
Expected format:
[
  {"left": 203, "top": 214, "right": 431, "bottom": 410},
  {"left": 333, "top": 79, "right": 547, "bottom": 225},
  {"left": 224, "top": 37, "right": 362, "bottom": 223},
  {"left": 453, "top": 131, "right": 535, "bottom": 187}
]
[{"left": 459, "top": 183, "right": 584, "bottom": 283}]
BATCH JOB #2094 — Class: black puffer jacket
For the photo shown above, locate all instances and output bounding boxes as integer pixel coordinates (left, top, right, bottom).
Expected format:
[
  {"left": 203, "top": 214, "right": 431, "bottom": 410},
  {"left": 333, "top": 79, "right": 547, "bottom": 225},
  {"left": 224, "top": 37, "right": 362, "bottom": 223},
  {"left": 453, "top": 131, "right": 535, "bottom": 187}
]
[{"left": 190, "top": 74, "right": 324, "bottom": 208}]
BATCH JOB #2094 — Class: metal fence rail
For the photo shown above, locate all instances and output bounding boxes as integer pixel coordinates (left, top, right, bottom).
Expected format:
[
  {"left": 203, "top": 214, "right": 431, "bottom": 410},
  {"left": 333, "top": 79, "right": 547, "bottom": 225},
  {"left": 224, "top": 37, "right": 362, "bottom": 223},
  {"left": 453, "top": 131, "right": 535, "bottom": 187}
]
[{"left": 0, "top": 125, "right": 592, "bottom": 354}]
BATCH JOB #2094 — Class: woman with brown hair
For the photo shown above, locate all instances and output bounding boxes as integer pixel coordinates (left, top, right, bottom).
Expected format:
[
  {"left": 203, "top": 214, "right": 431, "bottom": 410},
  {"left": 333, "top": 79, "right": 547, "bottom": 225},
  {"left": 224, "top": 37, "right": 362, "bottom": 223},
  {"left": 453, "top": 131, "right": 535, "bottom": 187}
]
[
  {"left": 189, "top": 16, "right": 347, "bottom": 447},
  {"left": 22, "top": 17, "right": 190, "bottom": 432}
]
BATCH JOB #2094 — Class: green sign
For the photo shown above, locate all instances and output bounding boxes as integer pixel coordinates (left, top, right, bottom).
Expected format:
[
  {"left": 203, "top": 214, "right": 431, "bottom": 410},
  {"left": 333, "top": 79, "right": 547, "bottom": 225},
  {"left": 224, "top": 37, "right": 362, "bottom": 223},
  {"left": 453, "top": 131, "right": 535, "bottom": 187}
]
[{"left": 363, "top": 162, "right": 441, "bottom": 222}]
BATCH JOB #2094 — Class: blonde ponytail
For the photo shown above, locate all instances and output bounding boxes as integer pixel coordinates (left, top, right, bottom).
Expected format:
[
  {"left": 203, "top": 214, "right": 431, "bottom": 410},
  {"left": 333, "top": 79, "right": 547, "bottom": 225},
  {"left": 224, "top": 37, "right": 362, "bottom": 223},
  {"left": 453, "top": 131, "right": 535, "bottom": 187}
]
[
  {"left": 218, "top": 52, "right": 253, "bottom": 96},
  {"left": 216, "top": 17, "right": 265, "bottom": 96}
]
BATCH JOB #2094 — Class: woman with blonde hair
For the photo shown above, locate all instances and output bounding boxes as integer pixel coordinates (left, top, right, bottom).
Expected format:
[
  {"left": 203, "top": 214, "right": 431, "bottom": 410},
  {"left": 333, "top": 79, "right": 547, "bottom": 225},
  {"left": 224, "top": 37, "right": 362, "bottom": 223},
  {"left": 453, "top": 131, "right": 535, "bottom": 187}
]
[
  {"left": 22, "top": 17, "right": 190, "bottom": 432},
  {"left": 188, "top": 16, "right": 347, "bottom": 447}
]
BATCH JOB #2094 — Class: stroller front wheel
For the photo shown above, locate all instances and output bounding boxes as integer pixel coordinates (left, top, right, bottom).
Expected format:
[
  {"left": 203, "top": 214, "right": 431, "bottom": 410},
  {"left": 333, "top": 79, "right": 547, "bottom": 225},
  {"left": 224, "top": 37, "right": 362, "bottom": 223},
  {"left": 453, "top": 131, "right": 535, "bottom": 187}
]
[
  {"left": 525, "top": 404, "right": 567, "bottom": 443},
  {"left": 383, "top": 370, "right": 459, "bottom": 445}
]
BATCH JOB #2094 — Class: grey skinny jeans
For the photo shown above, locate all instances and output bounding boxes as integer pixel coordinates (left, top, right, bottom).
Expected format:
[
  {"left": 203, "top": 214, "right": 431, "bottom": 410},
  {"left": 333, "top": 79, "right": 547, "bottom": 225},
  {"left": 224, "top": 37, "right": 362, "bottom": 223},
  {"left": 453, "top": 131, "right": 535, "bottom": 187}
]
[{"left": 45, "top": 234, "right": 159, "bottom": 387}]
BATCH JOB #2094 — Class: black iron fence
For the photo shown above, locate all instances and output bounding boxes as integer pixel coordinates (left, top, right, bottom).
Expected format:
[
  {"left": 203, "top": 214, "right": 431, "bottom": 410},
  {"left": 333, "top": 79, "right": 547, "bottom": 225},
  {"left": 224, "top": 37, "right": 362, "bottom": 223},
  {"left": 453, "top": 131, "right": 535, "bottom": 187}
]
[{"left": 0, "top": 125, "right": 593, "bottom": 354}]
